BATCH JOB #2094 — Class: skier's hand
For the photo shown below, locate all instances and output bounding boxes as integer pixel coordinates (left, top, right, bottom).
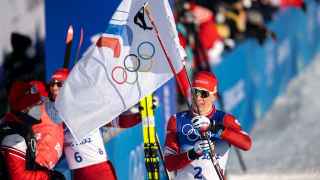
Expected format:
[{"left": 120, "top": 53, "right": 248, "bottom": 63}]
[
  {"left": 49, "top": 170, "right": 65, "bottom": 180},
  {"left": 136, "top": 95, "right": 159, "bottom": 112},
  {"left": 152, "top": 96, "right": 159, "bottom": 110},
  {"left": 191, "top": 115, "right": 211, "bottom": 133},
  {"left": 193, "top": 139, "right": 214, "bottom": 156}
]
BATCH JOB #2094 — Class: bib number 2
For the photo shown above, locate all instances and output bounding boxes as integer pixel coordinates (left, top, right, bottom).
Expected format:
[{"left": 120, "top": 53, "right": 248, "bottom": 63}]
[{"left": 194, "top": 166, "right": 203, "bottom": 179}]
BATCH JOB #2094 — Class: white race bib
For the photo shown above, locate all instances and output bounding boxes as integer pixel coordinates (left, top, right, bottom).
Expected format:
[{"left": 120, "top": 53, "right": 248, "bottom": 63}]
[
  {"left": 175, "top": 143, "right": 229, "bottom": 180},
  {"left": 64, "top": 129, "right": 107, "bottom": 169}
]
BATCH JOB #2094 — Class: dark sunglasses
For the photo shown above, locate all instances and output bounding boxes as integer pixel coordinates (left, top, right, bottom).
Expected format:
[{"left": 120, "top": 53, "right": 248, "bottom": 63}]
[
  {"left": 49, "top": 80, "right": 64, "bottom": 87},
  {"left": 192, "top": 88, "right": 212, "bottom": 98}
]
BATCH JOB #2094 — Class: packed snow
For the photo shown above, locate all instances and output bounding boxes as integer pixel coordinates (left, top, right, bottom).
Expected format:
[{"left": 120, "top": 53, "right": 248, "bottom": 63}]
[{"left": 227, "top": 55, "right": 320, "bottom": 180}]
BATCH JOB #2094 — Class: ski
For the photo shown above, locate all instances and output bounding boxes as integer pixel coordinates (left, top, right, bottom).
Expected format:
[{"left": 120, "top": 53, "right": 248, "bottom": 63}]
[
  {"left": 155, "top": 133, "right": 171, "bottom": 180},
  {"left": 63, "top": 25, "right": 74, "bottom": 68},
  {"left": 139, "top": 94, "right": 160, "bottom": 180}
]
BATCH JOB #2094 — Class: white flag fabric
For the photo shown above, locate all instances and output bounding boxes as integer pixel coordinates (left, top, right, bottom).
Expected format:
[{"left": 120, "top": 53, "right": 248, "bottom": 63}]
[{"left": 56, "top": 0, "right": 186, "bottom": 139}]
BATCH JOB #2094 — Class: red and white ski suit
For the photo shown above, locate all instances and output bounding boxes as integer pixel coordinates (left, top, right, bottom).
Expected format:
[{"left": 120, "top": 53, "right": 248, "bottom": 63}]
[
  {"left": 0, "top": 104, "right": 64, "bottom": 180},
  {"left": 164, "top": 107, "right": 252, "bottom": 179}
]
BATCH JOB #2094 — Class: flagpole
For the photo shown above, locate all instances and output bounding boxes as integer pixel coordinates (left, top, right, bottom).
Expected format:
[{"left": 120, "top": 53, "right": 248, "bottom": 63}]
[
  {"left": 143, "top": 4, "right": 190, "bottom": 103},
  {"left": 144, "top": 3, "right": 224, "bottom": 180}
]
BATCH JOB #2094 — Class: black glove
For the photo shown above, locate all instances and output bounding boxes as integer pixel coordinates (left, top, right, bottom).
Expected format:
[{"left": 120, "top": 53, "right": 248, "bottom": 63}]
[
  {"left": 301, "top": 2, "right": 307, "bottom": 13},
  {"left": 210, "top": 123, "right": 225, "bottom": 139},
  {"left": 49, "top": 170, "right": 65, "bottom": 180},
  {"left": 187, "top": 148, "right": 202, "bottom": 160},
  {"left": 137, "top": 95, "right": 159, "bottom": 112},
  {"left": 152, "top": 96, "right": 159, "bottom": 110}
]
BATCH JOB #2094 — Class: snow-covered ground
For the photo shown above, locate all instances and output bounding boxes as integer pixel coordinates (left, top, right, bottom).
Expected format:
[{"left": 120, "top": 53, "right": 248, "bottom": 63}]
[
  {"left": 227, "top": 55, "right": 320, "bottom": 180},
  {"left": 229, "top": 173, "right": 320, "bottom": 180}
]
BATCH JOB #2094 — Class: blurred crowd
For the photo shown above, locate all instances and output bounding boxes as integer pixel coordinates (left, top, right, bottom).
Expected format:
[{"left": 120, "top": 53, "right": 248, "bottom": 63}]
[
  {"left": 174, "top": 0, "right": 307, "bottom": 73},
  {"left": 0, "top": 32, "right": 46, "bottom": 117}
]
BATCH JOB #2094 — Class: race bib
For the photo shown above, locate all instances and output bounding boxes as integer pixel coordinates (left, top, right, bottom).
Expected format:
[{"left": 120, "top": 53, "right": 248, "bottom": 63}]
[{"left": 64, "top": 129, "right": 107, "bottom": 169}]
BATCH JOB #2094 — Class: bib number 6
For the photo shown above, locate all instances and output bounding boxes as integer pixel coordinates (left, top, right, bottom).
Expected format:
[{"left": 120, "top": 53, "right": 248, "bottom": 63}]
[{"left": 74, "top": 152, "right": 83, "bottom": 163}]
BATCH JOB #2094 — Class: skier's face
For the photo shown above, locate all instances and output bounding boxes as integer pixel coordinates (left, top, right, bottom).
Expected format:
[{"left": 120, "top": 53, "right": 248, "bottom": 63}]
[
  {"left": 192, "top": 88, "right": 216, "bottom": 115},
  {"left": 49, "top": 80, "right": 64, "bottom": 101}
]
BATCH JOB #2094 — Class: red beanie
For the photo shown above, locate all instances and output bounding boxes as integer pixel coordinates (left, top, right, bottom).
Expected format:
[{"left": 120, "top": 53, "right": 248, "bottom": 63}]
[
  {"left": 30, "top": 80, "right": 48, "bottom": 97},
  {"left": 51, "top": 68, "right": 69, "bottom": 81},
  {"left": 8, "top": 81, "right": 41, "bottom": 112},
  {"left": 192, "top": 71, "right": 218, "bottom": 93}
]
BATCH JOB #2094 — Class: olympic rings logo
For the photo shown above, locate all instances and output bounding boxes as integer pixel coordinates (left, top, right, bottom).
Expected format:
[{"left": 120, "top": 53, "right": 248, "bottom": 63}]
[
  {"left": 181, "top": 124, "right": 201, "bottom": 142},
  {"left": 111, "top": 41, "right": 156, "bottom": 85},
  {"left": 111, "top": 66, "right": 127, "bottom": 84},
  {"left": 137, "top": 41, "right": 155, "bottom": 60},
  {"left": 181, "top": 124, "right": 215, "bottom": 142}
]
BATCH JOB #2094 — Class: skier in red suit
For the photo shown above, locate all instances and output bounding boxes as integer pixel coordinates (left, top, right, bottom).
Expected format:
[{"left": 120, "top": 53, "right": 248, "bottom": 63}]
[{"left": 164, "top": 71, "right": 252, "bottom": 179}]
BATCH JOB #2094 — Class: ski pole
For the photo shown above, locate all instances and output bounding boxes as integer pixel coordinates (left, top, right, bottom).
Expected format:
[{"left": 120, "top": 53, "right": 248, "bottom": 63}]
[
  {"left": 73, "top": 27, "right": 84, "bottom": 64},
  {"left": 155, "top": 133, "right": 171, "bottom": 180},
  {"left": 203, "top": 133, "right": 225, "bottom": 180},
  {"left": 219, "top": 92, "right": 248, "bottom": 173}
]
